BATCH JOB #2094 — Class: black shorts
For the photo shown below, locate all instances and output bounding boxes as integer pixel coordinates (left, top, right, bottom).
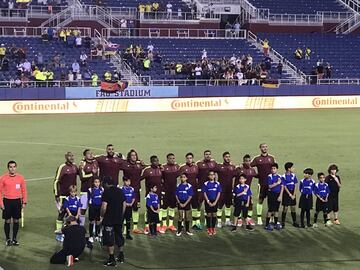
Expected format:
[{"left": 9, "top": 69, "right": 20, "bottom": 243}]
[
  {"left": 315, "top": 198, "right": 329, "bottom": 213},
  {"left": 124, "top": 207, "right": 132, "bottom": 221},
  {"left": 102, "top": 224, "right": 124, "bottom": 247},
  {"left": 328, "top": 195, "right": 339, "bottom": 212},
  {"left": 267, "top": 192, "right": 281, "bottom": 212},
  {"left": 88, "top": 205, "right": 101, "bottom": 221},
  {"left": 2, "top": 198, "right": 22, "bottom": 220},
  {"left": 205, "top": 200, "right": 218, "bottom": 213},
  {"left": 282, "top": 190, "right": 297, "bottom": 206},
  {"left": 258, "top": 184, "right": 268, "bottom": 200},
  {"left": 233, "top": 199, "right": 248, "bottom": 217},
  {"left": 177, "top": 200, "right": 191, "bottom": 211},
  {"left": 299, "top": 194, "right": 313, "bottom": 210},
  {"left": 147, "top": 207, "right": 159, "bottom": 224}
]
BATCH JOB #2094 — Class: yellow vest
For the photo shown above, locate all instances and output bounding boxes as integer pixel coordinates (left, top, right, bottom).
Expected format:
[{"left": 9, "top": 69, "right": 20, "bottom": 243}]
[
  {"left": 143, "top": 59, "right": 150, "bottom": 68},
  {"left": 91, "top": 74, "right": 98, "bottom": 86},
  {"left": 145, "top": 4, "right": 152, "bottom": 12},
  {"left": 0, "top": 47, "right": 6, "bottom": 56},
  {"left": 46, "top": 71, "right": 54, "bottom": 80},
  {"left": 104, "top": 72, "right": 112, "bottom": 81},
  {"left": 35, "top": 71, "right": 46, "bottom": 81},
  {"left": 176, "top": 64, "right": 182, "bottom": 73}
]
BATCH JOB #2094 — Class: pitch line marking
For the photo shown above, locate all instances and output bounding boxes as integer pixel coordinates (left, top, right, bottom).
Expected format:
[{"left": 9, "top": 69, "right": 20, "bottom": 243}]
[{"left": 27, "top": 177, "right": 53, "bottom": 182}]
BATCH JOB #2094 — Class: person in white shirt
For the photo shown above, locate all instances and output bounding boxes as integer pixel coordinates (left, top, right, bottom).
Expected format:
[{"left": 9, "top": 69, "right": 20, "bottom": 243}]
[
  {"left": 194, "top": 64, "right": 202, "bottom": 79},
  {"left": 76, "top": 71, "right": 82, "bottom": 81},
  {"left": 246, "top": 54, "right": 253, "bottom": 67},
  {"left": 177, "top": 8, "right": 182, "bottom": 19},
  {"left": 80, "top": 52, "right": 88, "bottom": 67},
  {"left": 233, "top": 22, "right": 240, "bottom": 37},
  {"left": 68, "top": 71, "right": 74, "bottom": 81},
  {"left": 236, "top": 71, "right": 245, "bottom": 85},
  {"left": 201, "top": 49, "right": 207, "bottom": 60},
  {"left": 120, "top": 19, "right": 127, "bottom": 28},
  {"left": 22, "top": 60, "right": 31, "bottom": 74},
  {"left": 72, "top": 60, "right": 80, "bottom": 75},
  {"left": 75, "top": 36, "right": 82, "bottom": 47},
  {"left": 147, "top": 43, "right": 154, "bottom": 53},
  {"left": 166, "top": 2, "right": 173, "bottom": 19},
  {"left": 230, "top": 54, "right": 236, "bottom": 65}
]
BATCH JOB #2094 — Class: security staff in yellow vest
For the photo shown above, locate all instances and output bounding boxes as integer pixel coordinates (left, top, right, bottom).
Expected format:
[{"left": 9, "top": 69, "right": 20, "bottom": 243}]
[
  {"left": 0, "top": 44, "right": 6, "bottom": 60},
  {"left": 143, "top": 57, "right": 150, "bottom": 70},
  {"left": 104, "top": 71, "right": 112, "bottom": 82},
  {"left": 46, "top": 69, "right": 54, "bottom": 86},
  {"left": 91, "top": 73, "right": 99, "bottom": 86},
  {"left": 305, "top": 47, "right": 311, "bottom": 60},
  {"left": 175, "top": 63, "right": 183, "bottom": 73},
  {"left": 35, "top": 69, "right": 47, "bottom": 87},
  {"left": 59, "top": 30, "right": 66, "bottom": 42},
  {"left": 294, "top": 48, "right": 303, "bottom": 60}
]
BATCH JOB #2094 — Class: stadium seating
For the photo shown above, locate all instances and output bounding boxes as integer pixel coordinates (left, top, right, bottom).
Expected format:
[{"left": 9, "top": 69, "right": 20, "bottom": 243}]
[
  {"left": 0, "top": 37, "right": 112, "bottom": 81},
  {"left": 111, "top": 38, "right": 289, "bottom": 80},
  {"left": 248, "top": 0, "right": 349, "bottom": 14},
  {"left": 258, "top": 33, "right": 360, "bottom": 78}
]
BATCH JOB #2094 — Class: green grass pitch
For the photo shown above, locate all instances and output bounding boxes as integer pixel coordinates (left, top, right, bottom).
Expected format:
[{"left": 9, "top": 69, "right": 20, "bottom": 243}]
[{"left": 0, "top": 109, "right": 360, "bottom": 270}]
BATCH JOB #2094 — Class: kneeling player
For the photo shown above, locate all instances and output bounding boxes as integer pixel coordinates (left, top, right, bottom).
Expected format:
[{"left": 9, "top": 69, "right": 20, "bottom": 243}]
[
  {"left": 231, "top": 174, "right": 254, "bottom": 232},
  {"left": 313, "top": 173, "right": 331, "bottom": 227},
  {"left": 175, "top": 173, "right": 194, "bottom": 236},
  {"left": 146, "top": 185, "right": 160, "bottom": 237},
  {"left": 121, "top": 177, "right": 135, "bottom": 240},
  {"left": 88, "top": 178, "right": 103, "bottom": 242},
  {"left": 265, "top": 164, "right": 284, "bottom": 231},
  {"left": 281, "top": 162, "right": 299, "bottom": 228},
  {"left": 202, "top": 170, "right": 221, "bottom": 236}
]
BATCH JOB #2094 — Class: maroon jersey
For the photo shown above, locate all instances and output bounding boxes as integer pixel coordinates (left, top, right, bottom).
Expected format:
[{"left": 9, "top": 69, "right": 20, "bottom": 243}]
[
  {"left": 179, "top": 163, "right": 198, "bottom": 189},
  {"left": 54, "top": 162, "right": 79, "bottom": 196},
  {"left": 162, "top": 163, "right": 180, "bottom": 193},
  {"left": 250, "top": 154, "right": 275, "bottom": 186},
  {"left": 79, "top": 159, "right": 99, "bottom": 193},
  {"left": 121, "top": 161, "right": 145, "bottom": 192},
  {"left": 96, "top": 155, "right": 124, "bottom": 186},
  {"left": 215, "top": 163, "right": 236, "bottom": 193},
  {"left": 142, "top": 166, "right": 163, "bottom": 196},
  {"left": 196, "top": 159, "right": 217, "bottom": 188},
  {"left": 236, "top": 163, "right": 257, "bottom": 186}
]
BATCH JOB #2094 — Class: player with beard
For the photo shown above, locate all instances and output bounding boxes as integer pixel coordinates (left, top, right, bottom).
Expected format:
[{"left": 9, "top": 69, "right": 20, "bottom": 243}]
[
  {"left": 120, "top": 149, "right": 146, "bottom": 234},
  {"left": 96, "top": 144, "right": 124, "bottom": 186},
  {"left": 179, "top": 153, "right": 199, "bottom": 229},
  {"left": 78, "top": 149, "right": 99, "bottom": 227},
  {"left": 250, "top": 144, "right": 276, "bottom": 225},
  {"left": 161, "top": 153, "right": 180, "bottom": 232}
]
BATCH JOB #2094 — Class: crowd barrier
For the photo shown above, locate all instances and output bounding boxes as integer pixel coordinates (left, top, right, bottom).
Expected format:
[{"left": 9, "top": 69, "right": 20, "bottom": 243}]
[
  {"left": 1, "top": 85, "right": 360, "bottom": 100},
  {"left": 1, "top": 95, "right": 359, "bottom": 114}
]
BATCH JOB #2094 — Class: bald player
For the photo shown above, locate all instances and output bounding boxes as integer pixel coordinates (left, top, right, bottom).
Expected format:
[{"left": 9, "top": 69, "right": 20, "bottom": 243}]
[
  {"left": 196, "top": 150, "right": 217, "bottom": 229},
  {"left": 120, "top": 149, "right": 146, "bottom": 234},
  {"left": 96, "top": 144, "right": 124, "bottom": 186},
  {"left": 53, "top": 152, "right": 79, "bottom": 233},
  {"left": 179, "top": 153, "right": 199, "bottom": 229},
  {"left": 161, "top": 153, "right": 180, "bottom": 232},
  {"left": 250, "top": 143, "right": 276, "bottom": 225},
  {"left": 215, "top": 152, "right": 236, "bottom": 227}
]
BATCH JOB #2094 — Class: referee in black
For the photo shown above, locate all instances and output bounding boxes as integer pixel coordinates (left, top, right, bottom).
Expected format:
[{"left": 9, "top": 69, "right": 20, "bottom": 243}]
[{"left": 100, "top": 176, "right": 126, "bottom": 267}]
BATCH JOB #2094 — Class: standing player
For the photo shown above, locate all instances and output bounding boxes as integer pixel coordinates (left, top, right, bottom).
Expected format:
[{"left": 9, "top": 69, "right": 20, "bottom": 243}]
[
  {"left": 281, "top": 162, "right": 299, "bottom": 228},
  {"left": 313, "top": 172, "right": 331, "bottom": 228},
  {"left": 236, "top": 154, "right": 257, "bottom": 225},
  {"left": 96, "top": 144, "right": 124, "bottom": 186},
  {"left": 0, "top": 161, "right": 27, "bottom": 246},
  {"left": 202, "top": 170, "right": 221, "bottom": 236},
  {"left": 325, "top": 164, "right": 341, "bottom": 225},
  {"left": 121, "top": 150, "right": 146, "bottom": 234},
  {"left": 215, "top": 152, "right": 236, "bottom": 227},
  {"left": 250, "top": 143, "right": 276, "bottom": 225},
  {"left": 63, "top": 185, "right": 82, "bottom": 219},
  {"left": 161, "top": 153, "right": 180, "bottom": 232},
  {"left": 179, "top": 153, "right": 199, "bottom": 229},
  {"left": 54, "top": 152, "right": 79, "bottom": 233},
  {"left": 299, "top": 168, "right": 315, "bottom": 228},
  {"left": 79, "top": 149, "right": 99, "bottom": 227},
  {"left": 140, "top": 156, "right": 163, "bottom": 234},
  {"left": 120, "top": 177, "right": 135, "bottom": 240},
  {"left": 196, "top": 150, "right": 217, "bottom": 229},
  {"left": 88, "top": 178, "right": 103, "bottom": 242}
]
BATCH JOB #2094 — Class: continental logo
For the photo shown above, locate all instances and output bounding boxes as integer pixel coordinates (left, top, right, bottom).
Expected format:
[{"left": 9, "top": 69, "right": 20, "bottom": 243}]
[
  {"left": 171, "top": 98, "right": 228, "bottom": 110},
  {"left": 13, "top": 101, "right": 77, "bottom": 113},
  {"left": 312, "top": 97, "right": 358, "bottom": 108}
]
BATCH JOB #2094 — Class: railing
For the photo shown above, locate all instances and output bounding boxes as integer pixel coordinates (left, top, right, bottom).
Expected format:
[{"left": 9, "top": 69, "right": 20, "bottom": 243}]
[
  {"left": 102, "top": 28, "right": 247, "bottom": 39},
  {"left": 0, "top": 26, "right": 91, "bottom": 37},
  {"left": 318, "top": 78, "right": 360, "bottom": 85},
  {"left": 250, "top": 9, "right": 324, "bottom": 24},
  {"left": 317, "top": 11, "right": 354, "bottom": 22},
  {"left": 339, "top": 0, "right": 360, "bottom": 13},
  {"left": 0, "top": 8, "right": 28, "bottom": 21},
  {"left": 28, "top": 5, "right": 68, "bottom": 18},
  {"left": 0, "top": 80, "right": 94, "bottom": 88},
  {"left": 84, "top": 5, "right": 137, "bottom": 20},
  {"left": 139, "top": 11, "right": 220, "bottom": 21},
  {"left": 335, "top": 13, "right": 360, "bottom": 33}
]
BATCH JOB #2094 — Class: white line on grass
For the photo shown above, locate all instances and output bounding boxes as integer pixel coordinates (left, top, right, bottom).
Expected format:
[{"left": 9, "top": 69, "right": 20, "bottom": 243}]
[{"left": 27, "top": 177, "right": 53, "bottom": 182}]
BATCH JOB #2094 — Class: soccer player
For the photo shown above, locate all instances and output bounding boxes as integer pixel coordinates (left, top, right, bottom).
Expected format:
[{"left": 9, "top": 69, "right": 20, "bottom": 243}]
[
  {"left": 196, "top": 150, "right": 217, "bottom": 229},
  {"left": 96, "top": 144, "right": 124, "bottom": 186},
  {"left": 79, "top": 149, "right": 99, "bottom": 226},
  {"left": 265, "top": 163, "right": 284, "bottom": 231},
  {"left": 281, "top": 162, "right": 299, "bottom": 228},
  {"left": 236, "top": 154, "right": 257, "bottom": 226},
  {"left": 250, "top": 143, "right": 276, "bottom": 225},
  {"left": 141, "top": 155, "right": 163, "bottom": 234},
  {"left": 161, "top": 153, "right": 180, "bottom": 232},
  {"left": 179, "top": 153, "right": 199, "bottom": 229},
  {"left": 0, "top": 161, "right": 27, "bottom": 246},
  {"left": 299, "top": 168, "right": 316, "bottom": 228},
  {"left": 63, "top": 185, "right": 82, "bottom": 219},
  {"left": 146, "top": 184, "right": 160, "bottom": 237},
  {"left": 313, "top": 172, "right": 331, "bottom": 228},
  {"left": 231, "top": 174, "right": 254, "bottom": 232},
  {"left": 215, "top": 152, "right": 236, "bottom": 227},
  {"left": 54, "top": 152, "right": 79, "bottom": 233},
  {"left": 88, "top": 178, "right": 103, "bottom": 242},
  {"left": 202, "top": 170, "right": 221, "bottom": 236},
  {"left": 175, "top": 173, "right": 194, "bottom": 236},
  {"left": 121, "top": 149, "right": 146, "bottom": 234},
  {"left": 120, "top": 177, "right": 135, "bottom": 240},
  {"left": 325, "top": 164, "right": 341, "bottom": 225}
]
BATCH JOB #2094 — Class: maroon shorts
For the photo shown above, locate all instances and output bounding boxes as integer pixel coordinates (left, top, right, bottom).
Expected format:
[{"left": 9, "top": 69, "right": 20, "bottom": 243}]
[
  {"left": 191, "top": 191, "right": 199, "bottom": 209},
  {"left": 258, "top": 184, "right": 269, "bottom": 200},
  {"left": 133, "top": 191, "right": 141, "bottom": 210},
  {"left": 161, "top": 191, "right": 177, "bottom": 209},
  {"left": 197, "top": 190, "right": 204, "bottom": 205},
  {"left": 218, "top": 192, "right": 233, "bottom": 208}
]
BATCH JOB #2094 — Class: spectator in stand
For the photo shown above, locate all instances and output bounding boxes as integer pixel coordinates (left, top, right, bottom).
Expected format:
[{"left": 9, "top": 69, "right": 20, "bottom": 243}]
[
  {"left": 91, "top": 72, "right": 99, "bottom": 86},
  {"left": 194, "top": 64, "right": 202, "bottom": 79},
  {"left": 83, "top": 69, "right": 91, "bottom": 81},
  {"left": 75, "top": 35, "right": 82, "bottom": 48},
  {"left": 0, "top": 43, "right": 6, "bottom": 60},
  {"left": 20, "top": 73, "right": 29, "bottom": 87},
  {"left": 264, "top": 56, "right": 272, "bottom": 71},
  {"left": 305, "top": 47, "right": 311, "bottom": 60},
  {"left": 166, "top": 2, "right": 173, "bottom": 19},
  {"left": 263, "top": 39, "right": 269, "bottom": 56},
  {"left": 59, "top": 29, "right": 66, "bottom": 42},
  {"left": 177, "top": 8, "right": 182, "bottom": 19},
  {"left": 68, "top": 70, "right": 74, "bottom": 82},
  {"left": 316, "top": 60, "right": 324, "bottom": 80},
  {"left": 67, "top": 34, "right": 76, "bottom": 48},
  {"left": 1, "top": 56, "right": 9, "bottom": 71},
  {"left": 147, "top": 42, "right": 154, "bottom": 53},
  {"left": 325, "top": 62, "right": 332, "bottom": 79},
  {"left": 294, "top": 48, "right": 303, "bottom": 60},
  {"left": 8, "top": 1, "right": 14, "bottom": 17},
  {"left": 47, "top": 27, "right": 55, "bottom": 41},
  {"left": 202, "top": 49, "right": 207, "bottom": 60},
  {"left": 225, "top": 21, "right": 232, "bottom": 37},
  {"left": 80, "top": 51, "right": 88, "bottom": 67},
  {"left": 52, "top": 53, "right": 60, "bottom": 68},
  {"left": 277, "top": 61, "right": 283, "bottom": 78},
  {"left": 35, "top": 53, "right": 44, "bottom": 69},
  {"left": 138, "top": 4, "right": 145, "bottom": 19},
  {"left": 145, "top": 2, "right": 152, "bottom": 13},
  {"left": 104, "top": 71, "right": 112, "bottom": 81},
  {"left": 120, "top": 19, "right": 127, "bottom": 29},
  {"left": 233, "top": 21, "right": 240, "bottom": 37},
  {"left": 76, "top": 71, "right": 82, "bottom": 82},
  {"left": 152, "top": 2, "right": 159, "bottom": 12},
  {"left": 143, "top": 57, "right": 151, "bottom": 70},
  {"left": 21, "top": 59, "right": 31, "bottom": 75},
  {"left": 72, "top": 60, "right": 80, "bottom": 77}
]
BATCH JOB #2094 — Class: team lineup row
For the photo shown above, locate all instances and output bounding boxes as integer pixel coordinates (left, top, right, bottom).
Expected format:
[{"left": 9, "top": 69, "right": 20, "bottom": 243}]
[{"left": 53, "top": 143, "right": 342, "bottom": 238}]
